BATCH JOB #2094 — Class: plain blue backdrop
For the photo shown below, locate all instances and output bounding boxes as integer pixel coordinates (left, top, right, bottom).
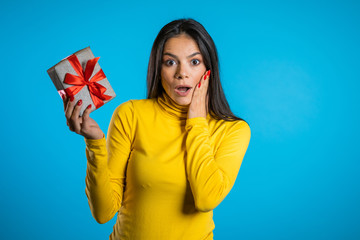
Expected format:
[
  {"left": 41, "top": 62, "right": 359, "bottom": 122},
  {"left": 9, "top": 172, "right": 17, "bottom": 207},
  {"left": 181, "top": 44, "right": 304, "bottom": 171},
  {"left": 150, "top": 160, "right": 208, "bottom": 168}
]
[{"left": 1, "top": 0, "right": 359, "bottom": 239}]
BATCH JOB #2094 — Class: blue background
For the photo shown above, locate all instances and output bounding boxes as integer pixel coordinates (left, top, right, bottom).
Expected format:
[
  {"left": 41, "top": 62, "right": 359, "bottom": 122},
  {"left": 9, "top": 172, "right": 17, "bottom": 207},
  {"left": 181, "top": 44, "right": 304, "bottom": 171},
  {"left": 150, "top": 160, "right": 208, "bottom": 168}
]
[{"left": 1, "top": 0, "right": 359, "bottom": 239}]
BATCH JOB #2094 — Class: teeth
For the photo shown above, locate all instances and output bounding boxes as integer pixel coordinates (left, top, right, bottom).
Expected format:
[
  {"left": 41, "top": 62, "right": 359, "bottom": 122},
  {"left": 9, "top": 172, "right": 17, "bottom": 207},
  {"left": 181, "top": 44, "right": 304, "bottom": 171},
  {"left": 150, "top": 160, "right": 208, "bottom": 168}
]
[{"left": 178, "top": 87, "right": 188, "bottom": 92}]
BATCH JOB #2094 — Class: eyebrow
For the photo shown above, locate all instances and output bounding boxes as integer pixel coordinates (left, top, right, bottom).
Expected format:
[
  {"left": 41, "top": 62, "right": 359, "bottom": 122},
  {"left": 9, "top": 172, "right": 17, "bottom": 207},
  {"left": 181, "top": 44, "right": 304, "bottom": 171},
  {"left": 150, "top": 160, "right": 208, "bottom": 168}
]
[{"left": 163, "top": 52, "right": 201, "bottom": 59}]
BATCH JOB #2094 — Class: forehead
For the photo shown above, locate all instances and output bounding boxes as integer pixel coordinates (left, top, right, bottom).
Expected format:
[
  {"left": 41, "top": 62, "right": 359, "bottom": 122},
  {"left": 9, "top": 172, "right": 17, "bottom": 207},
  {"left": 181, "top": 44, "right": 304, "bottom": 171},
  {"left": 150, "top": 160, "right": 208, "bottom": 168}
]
[{"left": 163, "top": 34, "right": 200, "bottom": 55}]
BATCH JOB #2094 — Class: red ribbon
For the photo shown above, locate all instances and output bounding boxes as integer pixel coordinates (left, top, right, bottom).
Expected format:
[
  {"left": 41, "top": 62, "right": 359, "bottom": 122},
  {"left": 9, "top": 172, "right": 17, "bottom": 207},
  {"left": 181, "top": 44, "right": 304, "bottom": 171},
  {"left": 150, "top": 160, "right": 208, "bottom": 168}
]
[{"left": 64, "top": 54, "right": 111, "bottom": 109}]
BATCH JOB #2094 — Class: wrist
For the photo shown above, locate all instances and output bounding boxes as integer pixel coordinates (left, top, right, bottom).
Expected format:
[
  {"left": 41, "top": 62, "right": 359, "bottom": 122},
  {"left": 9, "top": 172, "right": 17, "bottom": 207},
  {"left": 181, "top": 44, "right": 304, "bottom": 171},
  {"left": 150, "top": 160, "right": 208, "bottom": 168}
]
[
  {"left": 85, "top": 131, "right": 104, "bottom": 140},
  {"left": 187, "top": 110, "right": 207, "bottom": 119}
]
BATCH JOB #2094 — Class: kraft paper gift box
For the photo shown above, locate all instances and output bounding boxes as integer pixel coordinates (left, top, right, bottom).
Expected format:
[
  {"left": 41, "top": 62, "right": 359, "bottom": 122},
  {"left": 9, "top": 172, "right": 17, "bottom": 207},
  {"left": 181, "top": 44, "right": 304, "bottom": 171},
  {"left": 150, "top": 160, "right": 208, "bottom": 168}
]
[{"left": 47, "top": 46, "right": 116, "bottom": 116}]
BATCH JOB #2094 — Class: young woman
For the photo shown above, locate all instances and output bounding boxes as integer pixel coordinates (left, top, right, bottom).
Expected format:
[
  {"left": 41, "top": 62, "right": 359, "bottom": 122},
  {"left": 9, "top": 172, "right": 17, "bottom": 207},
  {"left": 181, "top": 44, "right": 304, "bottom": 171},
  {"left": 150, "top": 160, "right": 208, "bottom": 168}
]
[{"left": 64, "top": 18, "right": 251, "bottom": 240}]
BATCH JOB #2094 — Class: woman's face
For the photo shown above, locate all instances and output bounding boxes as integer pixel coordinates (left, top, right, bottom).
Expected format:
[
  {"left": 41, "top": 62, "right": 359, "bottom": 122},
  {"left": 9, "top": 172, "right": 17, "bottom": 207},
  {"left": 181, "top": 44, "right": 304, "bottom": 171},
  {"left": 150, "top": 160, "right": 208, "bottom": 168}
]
[{"left": 161, "top": 34, "right": 207, "bottom": 106}]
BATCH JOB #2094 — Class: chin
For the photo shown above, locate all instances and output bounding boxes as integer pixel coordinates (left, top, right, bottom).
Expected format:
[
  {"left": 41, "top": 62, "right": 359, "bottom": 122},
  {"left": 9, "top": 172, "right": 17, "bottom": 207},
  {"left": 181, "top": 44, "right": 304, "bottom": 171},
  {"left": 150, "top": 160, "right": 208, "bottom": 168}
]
[{"left": 172, "top": 96, "right": 191, "bottom": 106}]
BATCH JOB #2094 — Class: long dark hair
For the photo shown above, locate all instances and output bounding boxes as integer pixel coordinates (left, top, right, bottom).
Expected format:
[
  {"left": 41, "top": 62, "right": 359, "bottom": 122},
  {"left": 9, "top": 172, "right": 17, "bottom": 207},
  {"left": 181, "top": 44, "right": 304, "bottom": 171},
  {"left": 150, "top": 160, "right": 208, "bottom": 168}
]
[{"left": 147, "top": 18, "right": 244, "bottom": 122}]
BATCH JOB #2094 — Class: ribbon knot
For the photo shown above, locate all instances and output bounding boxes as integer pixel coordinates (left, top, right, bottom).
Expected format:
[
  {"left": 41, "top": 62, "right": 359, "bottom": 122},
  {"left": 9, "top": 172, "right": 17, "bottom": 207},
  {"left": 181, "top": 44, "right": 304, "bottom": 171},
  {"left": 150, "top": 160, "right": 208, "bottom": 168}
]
[{"left": 64, "top": 54, "right": 112, "bottom": 109}]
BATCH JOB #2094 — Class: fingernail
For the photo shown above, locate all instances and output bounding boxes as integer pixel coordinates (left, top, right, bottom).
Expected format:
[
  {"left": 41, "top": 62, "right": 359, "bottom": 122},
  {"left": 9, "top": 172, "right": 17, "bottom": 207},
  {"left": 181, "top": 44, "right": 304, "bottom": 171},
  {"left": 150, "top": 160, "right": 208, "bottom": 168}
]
[
  {"left": 207, "top": 70, "right": 211, "bottom": 77},
  {"left": 204, "top": 70, "right": 210, "bottom": 80},
  {"left": 77, "top": 100, "right": 82, "bottom": 106},
  {"left": 61, "top": 94, "right": 65, "bottom": 100},
  {"left": 198, "top": 82, "right": 201, "bottom": 88},
  {"left": 87, "top": 104, "right": 92, "bottom": 109},
  {"left": 70, "top": 96, "right": 74, "bottom": 102}
]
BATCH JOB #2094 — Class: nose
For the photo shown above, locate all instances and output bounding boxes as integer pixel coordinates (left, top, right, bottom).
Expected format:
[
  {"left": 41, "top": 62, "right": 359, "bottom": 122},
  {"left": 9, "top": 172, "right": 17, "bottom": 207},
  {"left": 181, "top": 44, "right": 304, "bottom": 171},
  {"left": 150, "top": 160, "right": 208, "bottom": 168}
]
[{"left": 174, "top": 63, "right": 189, "bottom": 79}]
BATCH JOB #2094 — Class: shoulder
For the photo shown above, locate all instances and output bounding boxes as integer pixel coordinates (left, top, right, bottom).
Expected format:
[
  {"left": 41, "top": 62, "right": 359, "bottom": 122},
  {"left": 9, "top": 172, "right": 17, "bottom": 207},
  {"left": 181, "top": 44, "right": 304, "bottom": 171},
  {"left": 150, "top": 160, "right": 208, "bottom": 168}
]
[
  {"left": 131, "top": 98, "right": 157, "bottom": 109},
  {"left": 229, "top": 120, "right": 250, "bottom": 133},
  {"left": 112, "top": 100, "right": 134, "bottom": 117},
  {"left": 227, "top": 120, "right": 250, "bottom": 136},
  {"left": 210, "top": 116, "right": 250, "bottom": 130},
  {"left": 211, "top": 118, "right": 251, "bottom": 140},
  {"left": 227, "top": 120, "right": 251, "bottom": 145}
]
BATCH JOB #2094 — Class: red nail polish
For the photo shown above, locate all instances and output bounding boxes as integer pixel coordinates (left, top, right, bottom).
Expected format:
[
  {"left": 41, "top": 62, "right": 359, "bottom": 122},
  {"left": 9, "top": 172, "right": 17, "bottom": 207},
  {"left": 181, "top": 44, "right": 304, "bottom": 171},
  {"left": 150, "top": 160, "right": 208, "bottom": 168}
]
[
  {"left": 207, "top": 70, "right": 211, "bottom": 77},
  {"left": 70, "top": 96, "right": 74, "bottom": 102},
  {"left": 198, "top": 82, "right": 201, "bottom": 88},
  {"left": 77, "top": 100, "right": 82, "bottom": 106},
  {"left": 87, "top": 104, "right": 92, "bottom": 109}
]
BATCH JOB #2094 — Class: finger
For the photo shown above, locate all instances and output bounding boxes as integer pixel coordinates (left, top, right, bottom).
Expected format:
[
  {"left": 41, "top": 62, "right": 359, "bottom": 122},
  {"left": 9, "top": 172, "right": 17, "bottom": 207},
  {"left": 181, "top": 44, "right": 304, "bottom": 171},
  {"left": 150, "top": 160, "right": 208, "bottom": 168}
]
[
  {"left": 69, "top": 99, "right": 83, "bottom": 133},
  {"left": 204, "top": 70, "right": 211, "bottom": 80},
  {"left": 65, "top": 96, "right": 76, "bottom": 120},
  {"left": 199, "top": 71, "right": 208, "bottom": 88},
  {"left": 203, "top": 70, "right": 210, "bottom": 85},
  {"left": 66, "top": 118, "right": 82, "bottom": 128},
  {"left": 206, "top": 94, "right": 209, "bottom": 114},
  {"left": 199, "top": 70, "right": 210, "bottom": 91},
  {"left": 82, "top": 104, "right": 92, "bottom": 122},
  {"left": 198, "top": 70, "right": 211, "bottom": 88},
  {"left": 203, "top": 74, "right": 210, "bottom": 92},
  {"left": 62, "top": 94, "right": 67, "bottom": 111},
  {"left": 202, "top": 69, "right": 210, "bottom": 79}
]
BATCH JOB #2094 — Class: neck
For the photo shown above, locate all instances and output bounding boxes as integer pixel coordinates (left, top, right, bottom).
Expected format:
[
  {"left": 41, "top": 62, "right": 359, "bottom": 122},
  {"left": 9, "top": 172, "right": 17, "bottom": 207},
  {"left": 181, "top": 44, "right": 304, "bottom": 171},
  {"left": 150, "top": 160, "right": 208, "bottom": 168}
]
[{"left": 157, "top": 91, "right": 189, "bottom": 121}]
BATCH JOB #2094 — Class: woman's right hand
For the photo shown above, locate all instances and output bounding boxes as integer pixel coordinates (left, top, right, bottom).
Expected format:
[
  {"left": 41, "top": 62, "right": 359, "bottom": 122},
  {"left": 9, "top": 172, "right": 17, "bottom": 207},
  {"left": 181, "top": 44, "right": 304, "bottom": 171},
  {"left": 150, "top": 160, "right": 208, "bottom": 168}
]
[{"left": 63, "top": 96, "right": 104, "bottom": 140}]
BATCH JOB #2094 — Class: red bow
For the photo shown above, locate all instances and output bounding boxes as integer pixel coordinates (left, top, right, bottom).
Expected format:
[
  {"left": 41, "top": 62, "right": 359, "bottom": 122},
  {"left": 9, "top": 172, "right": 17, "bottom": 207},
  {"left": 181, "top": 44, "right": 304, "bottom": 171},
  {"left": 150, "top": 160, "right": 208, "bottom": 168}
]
[{"left": 64, "top": 54, "right": 111, "bottom": 109}]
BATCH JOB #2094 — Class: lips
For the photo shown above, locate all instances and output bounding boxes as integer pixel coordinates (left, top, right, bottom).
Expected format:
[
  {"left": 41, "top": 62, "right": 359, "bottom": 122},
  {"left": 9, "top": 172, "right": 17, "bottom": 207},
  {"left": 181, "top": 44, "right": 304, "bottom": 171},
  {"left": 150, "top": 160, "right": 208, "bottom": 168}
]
[
  {"left": 175, "top": 85, "right": 192, "bottom": 92},
  {"left": 177, "top": 87, "right": 190, "bottom": 92},
  {"left": 174, "top": 85, "right": 192, "bottom": 96}
]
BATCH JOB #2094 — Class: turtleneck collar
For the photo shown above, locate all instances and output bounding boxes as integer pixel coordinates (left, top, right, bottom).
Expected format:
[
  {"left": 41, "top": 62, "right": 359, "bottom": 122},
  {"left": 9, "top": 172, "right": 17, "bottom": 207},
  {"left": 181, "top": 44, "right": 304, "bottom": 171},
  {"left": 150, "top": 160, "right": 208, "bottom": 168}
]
[{"left": 157, "top": 91, "right": 189, "bottom": 121}]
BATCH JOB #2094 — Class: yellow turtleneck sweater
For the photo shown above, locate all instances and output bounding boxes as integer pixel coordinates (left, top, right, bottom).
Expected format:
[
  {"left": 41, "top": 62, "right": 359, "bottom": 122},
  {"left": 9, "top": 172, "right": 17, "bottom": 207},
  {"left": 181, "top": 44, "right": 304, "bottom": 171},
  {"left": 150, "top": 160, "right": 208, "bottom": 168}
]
[{"left": 84, "top": 92, "right": 251, "bottom": 240}]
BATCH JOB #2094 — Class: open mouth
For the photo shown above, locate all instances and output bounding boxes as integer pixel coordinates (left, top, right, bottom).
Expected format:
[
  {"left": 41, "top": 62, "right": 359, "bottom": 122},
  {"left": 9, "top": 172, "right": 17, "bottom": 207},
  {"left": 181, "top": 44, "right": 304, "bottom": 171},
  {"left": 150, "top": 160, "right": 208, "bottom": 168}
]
[
  {"left": 176, "top": 87, "right": 191, "bottom": 92},
  {"left": 174, "top": 86, "right": 192, "bottom": 96}
]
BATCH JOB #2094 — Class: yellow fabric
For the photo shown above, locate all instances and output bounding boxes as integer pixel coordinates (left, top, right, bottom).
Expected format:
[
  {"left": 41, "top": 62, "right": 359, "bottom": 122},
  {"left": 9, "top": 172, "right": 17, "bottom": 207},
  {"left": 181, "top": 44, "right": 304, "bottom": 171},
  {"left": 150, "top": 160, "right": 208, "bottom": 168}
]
[{"left": 84, "top": 92, "right": 251, "bottom": 240}]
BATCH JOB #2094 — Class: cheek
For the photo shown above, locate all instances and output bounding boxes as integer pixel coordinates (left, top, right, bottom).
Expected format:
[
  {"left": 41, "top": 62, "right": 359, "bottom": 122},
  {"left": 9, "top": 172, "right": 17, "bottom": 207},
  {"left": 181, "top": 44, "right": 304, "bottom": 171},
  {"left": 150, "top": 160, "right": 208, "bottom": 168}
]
[
  {"left": 161, "top": 75, "right": 172, "bottom": 91},
  {"left": 192, "top": 71, "right": 205, "bottom": 85},
  {"left": 195, "top": 65, "right": 207, "bottom": 78},
  {"left": 161, "top": 69, "right": 170, "bottom": 83}
]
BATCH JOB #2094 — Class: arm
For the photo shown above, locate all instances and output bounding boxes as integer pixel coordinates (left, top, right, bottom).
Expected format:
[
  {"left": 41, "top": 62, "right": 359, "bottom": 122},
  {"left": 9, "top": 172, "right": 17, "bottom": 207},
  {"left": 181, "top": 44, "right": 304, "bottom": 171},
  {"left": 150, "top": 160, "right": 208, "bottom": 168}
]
[
  {"left": 185, "top": 118, "right": 251, "bottom": 212},
  {"left": 85, "top": 101, "right": 134, "bottom": 223}
]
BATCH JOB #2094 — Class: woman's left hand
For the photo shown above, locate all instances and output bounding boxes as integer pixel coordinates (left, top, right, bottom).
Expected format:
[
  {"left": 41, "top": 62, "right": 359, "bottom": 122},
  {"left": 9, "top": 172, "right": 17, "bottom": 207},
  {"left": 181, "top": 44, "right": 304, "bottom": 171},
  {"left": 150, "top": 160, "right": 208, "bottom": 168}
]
[{"left": 188, "top": 70, "right": 211, "bottom": 119}]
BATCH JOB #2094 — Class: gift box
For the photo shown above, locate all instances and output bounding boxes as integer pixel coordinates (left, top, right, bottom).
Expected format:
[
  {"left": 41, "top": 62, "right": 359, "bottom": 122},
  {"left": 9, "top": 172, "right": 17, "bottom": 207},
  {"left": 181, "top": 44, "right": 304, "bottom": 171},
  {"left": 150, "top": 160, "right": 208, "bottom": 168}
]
[{"left": 47, "top": 46, "right": 116, "bottom": 116}]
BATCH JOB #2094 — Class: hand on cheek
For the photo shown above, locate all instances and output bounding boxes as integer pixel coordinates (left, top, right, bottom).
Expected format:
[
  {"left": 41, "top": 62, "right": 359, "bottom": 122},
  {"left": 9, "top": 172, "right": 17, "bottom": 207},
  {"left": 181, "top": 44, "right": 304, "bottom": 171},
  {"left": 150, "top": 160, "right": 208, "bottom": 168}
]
[{"left": 188, "top": 70, "right": 211, "bottom": 119}]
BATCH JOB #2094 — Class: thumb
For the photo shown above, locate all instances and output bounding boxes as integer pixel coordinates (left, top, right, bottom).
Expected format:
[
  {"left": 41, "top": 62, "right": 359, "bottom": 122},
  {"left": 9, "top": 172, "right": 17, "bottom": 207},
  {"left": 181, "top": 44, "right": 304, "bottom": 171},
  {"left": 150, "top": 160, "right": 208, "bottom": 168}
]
[{"left": 82, "top": 104, "right": 92, "bottom": 122}]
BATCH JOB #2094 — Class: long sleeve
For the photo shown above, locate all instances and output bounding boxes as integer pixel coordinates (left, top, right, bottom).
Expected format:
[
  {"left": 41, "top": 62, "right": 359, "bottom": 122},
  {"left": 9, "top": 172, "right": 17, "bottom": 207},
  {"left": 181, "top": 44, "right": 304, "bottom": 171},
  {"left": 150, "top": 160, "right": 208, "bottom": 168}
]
[
  {"left": 85, "top": 100, "right": 134, "bottom": 224},
  {"left": 185, "top": 117, "right": 251, "bottom": 212}
]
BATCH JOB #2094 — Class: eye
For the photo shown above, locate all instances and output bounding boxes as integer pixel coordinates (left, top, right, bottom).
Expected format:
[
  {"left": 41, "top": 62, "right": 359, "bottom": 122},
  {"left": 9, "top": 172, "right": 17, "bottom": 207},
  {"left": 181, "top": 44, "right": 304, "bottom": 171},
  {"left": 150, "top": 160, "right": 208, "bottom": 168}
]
[
  {"left": 164, "top": 59, "right": 176, "bottom": 66},
  {"left": 191, "top": 59, "right": 200, "bottom": 65}
]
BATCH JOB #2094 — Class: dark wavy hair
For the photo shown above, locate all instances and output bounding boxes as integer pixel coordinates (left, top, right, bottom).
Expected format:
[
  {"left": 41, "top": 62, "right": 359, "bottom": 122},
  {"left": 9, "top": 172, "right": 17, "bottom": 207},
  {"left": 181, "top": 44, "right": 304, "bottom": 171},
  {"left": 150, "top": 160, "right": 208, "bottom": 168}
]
[{"left": 147, "top": 18, "right": 244, "bottom": 122}]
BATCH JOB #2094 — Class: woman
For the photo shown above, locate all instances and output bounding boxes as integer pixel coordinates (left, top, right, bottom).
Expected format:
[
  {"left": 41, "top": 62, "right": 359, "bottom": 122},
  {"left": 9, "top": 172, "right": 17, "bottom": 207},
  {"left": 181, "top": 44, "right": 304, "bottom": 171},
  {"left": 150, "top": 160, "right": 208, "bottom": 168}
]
[{"left": 64, "top": 18, "right": 251, "bottom": 240}]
